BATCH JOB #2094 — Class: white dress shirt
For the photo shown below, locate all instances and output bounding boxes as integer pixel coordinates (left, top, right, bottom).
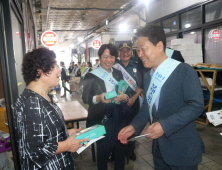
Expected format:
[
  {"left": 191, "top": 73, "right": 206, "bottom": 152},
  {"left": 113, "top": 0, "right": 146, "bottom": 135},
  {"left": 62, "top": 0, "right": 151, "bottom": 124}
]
[{"left": 92, "top": 67, "right": 114, "bottom": 104}]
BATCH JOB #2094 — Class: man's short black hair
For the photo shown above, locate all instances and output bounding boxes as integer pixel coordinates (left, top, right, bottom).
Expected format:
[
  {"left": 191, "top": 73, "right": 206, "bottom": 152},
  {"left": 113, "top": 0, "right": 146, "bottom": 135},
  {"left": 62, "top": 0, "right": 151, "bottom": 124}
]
[
  {"left": 87, "top": 62, "right": 92, "bottom": 67},
  {"left": 96, "top": 59, "right": 99, "bottom": 61},
  {"left": 60, "top": 61, "right": 64, "bottom": 66},
  {"left": 135, "top": 24, "right": 166, "bottom": 51},
  {"left": 98, "top": 44, "right": 118, "bottom": 58},
  {"left": 78, "top": 62, "right": 81, "bottom": 64}
]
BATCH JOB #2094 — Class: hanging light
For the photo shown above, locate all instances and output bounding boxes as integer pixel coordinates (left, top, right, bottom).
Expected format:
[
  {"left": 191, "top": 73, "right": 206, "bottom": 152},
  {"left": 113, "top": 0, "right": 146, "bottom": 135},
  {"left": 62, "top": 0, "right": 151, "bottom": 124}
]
[{"left": 119, "top": 23, "right": 127, "bottom": 32}]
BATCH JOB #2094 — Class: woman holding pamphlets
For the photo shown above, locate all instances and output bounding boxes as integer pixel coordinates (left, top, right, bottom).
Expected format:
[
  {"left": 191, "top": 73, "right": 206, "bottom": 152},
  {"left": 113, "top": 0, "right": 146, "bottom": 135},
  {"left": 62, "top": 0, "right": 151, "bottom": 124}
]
[
  {"left": 13, "top": 48, "right": 89, "bottom": 170},
  {"left": 82, "top": 44, "right": 133, "bottom": 170}
]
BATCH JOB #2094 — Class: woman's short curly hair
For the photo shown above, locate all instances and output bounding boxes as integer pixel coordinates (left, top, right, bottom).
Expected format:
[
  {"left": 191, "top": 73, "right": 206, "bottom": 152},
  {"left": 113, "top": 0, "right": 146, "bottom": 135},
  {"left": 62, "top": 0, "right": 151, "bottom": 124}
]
[{"left": 22, "top": 48, "right": 56, "bottom": 84}]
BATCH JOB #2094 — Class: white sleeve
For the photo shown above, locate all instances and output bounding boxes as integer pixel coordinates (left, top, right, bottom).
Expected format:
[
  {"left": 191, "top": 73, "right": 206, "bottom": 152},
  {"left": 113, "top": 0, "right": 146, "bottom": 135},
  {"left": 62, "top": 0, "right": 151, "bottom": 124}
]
[{"left": 92, "top": 95, "right": 99, "bottom": 104}]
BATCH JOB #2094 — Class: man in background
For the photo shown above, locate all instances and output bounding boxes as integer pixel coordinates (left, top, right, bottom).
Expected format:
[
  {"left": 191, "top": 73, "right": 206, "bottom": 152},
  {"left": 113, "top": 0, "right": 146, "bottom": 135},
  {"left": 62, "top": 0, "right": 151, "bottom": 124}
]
[
  {"left": 60, "top": 61, "right": 72, "bottom": 97},
  {"left": 93, "top": 59, "right": 100, "bottom": 69}
]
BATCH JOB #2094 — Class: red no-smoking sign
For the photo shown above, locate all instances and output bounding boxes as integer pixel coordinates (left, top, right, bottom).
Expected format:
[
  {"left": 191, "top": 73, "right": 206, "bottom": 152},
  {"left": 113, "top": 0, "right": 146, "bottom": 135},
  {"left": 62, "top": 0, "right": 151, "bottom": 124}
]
[
  {"left": 41, "top": 31, "right": 58, "bottom": 47},
  {"left": 92, "top": 40, "right": 101, "bottom": 49},
  {"left": 208, "top": 29, "right": 220, "bottom": 42}
]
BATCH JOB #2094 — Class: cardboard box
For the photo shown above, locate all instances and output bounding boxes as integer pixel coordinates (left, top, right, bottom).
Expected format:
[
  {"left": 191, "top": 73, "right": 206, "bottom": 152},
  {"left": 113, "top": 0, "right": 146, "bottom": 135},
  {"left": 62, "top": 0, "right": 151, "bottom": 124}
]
[
  {"left": 171, "top": 38, "right": 194, "bottom": 45},
  {"left": 70, "top": 77, "right": 75, "bottom": 81},
  {"left": 0, "top": 130, "right": 11, "bottom": 153},
  {"left": 75, "top": 125, "right": 106, "bottom": 144},
  {"left": 184, "top": 56, "right": 203, "bottom": 64},
  {"left": 0, "top": 107, "right": 9, "bottom": 133},
  {"left": 70, "top": 81, "right": 76, "bottom": 91},
  {"left": 181, "top": 50, "right": 202, "bottom": 56}
]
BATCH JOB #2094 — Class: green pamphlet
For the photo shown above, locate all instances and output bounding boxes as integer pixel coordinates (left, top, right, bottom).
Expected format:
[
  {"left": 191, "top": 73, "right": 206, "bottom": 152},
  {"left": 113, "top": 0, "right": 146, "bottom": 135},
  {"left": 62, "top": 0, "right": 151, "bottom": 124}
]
[
  {"left": 105, "top": 90, "right": 117, "bottom": 99},
  {"left": 75, "top": 125, "right": 106, "bottom": 144}
]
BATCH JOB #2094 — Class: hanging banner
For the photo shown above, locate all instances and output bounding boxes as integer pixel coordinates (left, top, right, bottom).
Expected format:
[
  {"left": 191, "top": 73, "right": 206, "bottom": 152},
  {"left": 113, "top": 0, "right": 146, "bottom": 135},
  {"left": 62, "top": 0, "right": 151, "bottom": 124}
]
[
  {"left": 41, "top": 31, "right": 58, "bottom": 47},
  {"left": 208, "top": 29, "right": 220, "bottom": 42},
  {"left": 92, "top": 40, "right": 101, "bottom": 49}
]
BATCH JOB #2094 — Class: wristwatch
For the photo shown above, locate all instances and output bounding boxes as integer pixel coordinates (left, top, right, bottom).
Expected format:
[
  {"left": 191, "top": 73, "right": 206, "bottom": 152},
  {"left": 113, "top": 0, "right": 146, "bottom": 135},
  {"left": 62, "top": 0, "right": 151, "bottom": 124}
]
[{"left": 124, "top": 94, "right": 129, "bottom": 103}]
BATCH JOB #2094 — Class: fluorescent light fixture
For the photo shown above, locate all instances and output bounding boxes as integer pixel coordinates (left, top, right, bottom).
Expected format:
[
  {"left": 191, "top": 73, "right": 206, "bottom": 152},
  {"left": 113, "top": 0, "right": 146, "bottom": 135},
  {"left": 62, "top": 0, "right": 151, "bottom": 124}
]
[
  {"left": 119, "top": 23, "right": 127, "bottom": 32},
  {"left": 78, "top": 37, "right": 83, "bottom": 42},
  {"left": 143, "top": 0, "right": 150, "bottom": 6},
  {"left": 190, "top": 32, "right": 195, "bottom": 34},
  {"left": 105, "top": 20, "right": 109, "bottom": 25},
  {"left": 185, "top": 23, "right": 191, "bottom": 28},
  {"left": 133, "top": 29, "right": 137, "bottom": 33}
]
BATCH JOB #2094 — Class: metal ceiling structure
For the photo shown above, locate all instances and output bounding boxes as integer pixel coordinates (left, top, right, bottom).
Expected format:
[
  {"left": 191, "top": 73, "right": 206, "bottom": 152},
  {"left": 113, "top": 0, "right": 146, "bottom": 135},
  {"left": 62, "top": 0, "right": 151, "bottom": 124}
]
[{"left": 35, "top": 0, "right": 145, "bottom": 48}]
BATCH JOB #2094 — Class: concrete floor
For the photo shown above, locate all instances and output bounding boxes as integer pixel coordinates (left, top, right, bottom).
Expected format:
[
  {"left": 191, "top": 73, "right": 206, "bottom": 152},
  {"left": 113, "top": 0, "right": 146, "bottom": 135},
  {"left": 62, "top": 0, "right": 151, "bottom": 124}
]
[{"left": 56, "top": 90, "right": 222, "bottom": 170}]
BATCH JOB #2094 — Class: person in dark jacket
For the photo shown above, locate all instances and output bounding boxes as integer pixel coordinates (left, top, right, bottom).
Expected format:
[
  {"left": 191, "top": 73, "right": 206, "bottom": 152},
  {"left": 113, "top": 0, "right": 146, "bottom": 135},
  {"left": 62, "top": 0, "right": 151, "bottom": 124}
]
[
  {"left": 60, "top": 61, "right": 72, "bottom": 97},
  {"left": 118, "top": 24, "right": 204, "bottom": 170},
  {"left": 82, "top": 44, "right": 130, "bottom": 170},
  {"left": 68, "top": 62, "right": 75, "bottom": 74},
  {"left": 13, "top": 48, "right": 88, "bottom": 170}
]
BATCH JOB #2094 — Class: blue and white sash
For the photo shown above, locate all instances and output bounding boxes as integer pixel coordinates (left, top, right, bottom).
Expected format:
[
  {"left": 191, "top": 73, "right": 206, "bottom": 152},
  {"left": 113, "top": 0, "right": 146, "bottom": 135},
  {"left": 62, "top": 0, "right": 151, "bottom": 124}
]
[
  {"left": 113, "top": 63, "right": 137, "bottom": 91},
  {"left": 81, "top": 67, "right": 91, "bottom": 77},
  {"left": 90, "top": 66, "right": 118, "bottom": 89},
  {"left": 62, "top": 66, "right": 67, "bottom": 73},
  {"left": 69, "top": 68, "right": 76, "bottom": 77},
  {"left": 146, "top": 58, "right": 180, "bottom": 123},
  {"left": 165, "top": 48, "right": 174, "bottom": 58},
  {"left": 75, "top": 66, "right": 80, "bottom": 75}
]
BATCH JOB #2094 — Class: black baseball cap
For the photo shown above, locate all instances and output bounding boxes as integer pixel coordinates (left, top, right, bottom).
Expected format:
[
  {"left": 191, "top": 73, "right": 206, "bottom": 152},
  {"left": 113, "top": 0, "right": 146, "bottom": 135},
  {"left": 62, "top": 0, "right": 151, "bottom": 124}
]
[{"left": 119, "top": 41, "right": 132, "bottom": 50}]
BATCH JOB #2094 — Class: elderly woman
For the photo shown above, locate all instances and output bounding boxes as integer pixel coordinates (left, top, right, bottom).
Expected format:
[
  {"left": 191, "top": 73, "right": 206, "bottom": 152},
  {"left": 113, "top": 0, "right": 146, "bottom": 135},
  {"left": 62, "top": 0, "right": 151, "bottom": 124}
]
[{"left": 13, "top": 48, "right": 88, "bottom": 170}]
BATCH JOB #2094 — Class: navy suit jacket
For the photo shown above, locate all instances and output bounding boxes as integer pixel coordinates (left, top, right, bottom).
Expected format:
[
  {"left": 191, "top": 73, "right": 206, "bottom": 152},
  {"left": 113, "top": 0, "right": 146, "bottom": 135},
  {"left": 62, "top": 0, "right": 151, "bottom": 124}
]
[{"left": 130, "top": 63, "right": 205, "bottom": 166}]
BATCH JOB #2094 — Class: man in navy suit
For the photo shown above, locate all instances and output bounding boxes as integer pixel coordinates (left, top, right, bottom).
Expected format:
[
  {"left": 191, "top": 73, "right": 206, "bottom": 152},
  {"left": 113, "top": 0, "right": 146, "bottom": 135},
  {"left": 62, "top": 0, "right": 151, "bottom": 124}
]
[{"left": 118, "top": 25, "right": 205, "bottom": 170}]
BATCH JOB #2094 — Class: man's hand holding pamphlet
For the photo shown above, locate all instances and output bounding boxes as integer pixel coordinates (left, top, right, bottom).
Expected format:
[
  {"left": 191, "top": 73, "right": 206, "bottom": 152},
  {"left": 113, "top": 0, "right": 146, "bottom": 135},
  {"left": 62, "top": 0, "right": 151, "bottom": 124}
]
[
  {"left": 72, "top": 125, "right": 106, "bottom": 154},
  {"left": 206, "top": 109, "right": 222, "bottom": 126}
]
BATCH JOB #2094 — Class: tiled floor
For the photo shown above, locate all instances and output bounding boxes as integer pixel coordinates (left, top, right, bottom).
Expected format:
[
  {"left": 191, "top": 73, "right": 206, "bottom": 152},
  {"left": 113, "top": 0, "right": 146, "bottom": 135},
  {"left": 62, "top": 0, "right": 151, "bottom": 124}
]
[{"left": 56, "top": 90, "right": 222, "bottom": 170}]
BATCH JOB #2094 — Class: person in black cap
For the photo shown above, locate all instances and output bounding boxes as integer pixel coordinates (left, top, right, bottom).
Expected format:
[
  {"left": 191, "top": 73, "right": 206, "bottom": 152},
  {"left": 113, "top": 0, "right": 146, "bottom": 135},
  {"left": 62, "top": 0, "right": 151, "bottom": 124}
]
[{"left": 109, "top": 41, "right": 143, "bottom": 165}]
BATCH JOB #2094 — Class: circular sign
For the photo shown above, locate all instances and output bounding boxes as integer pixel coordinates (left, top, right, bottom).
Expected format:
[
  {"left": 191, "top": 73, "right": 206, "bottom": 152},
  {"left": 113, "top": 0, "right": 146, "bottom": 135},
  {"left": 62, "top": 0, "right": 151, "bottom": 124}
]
[
  {"left": 92, "top": 40, "right": 101, "bottom": 49},
  {"left": 79, "top": 47, "right": 86, "bottom": 54},
  {"left": 41, "top": 31, "right": 58, "bottom": 47},
  {"left": 208, "top": 29, "right": 220, "bottom": 42}
]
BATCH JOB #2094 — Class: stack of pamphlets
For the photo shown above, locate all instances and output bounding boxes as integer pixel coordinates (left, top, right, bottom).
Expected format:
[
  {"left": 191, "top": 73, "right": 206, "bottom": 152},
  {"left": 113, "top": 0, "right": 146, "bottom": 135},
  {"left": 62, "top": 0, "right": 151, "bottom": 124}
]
[
  {"left": 74, "top": 125, "right": 106, "bottom": 154},
  {"left": 206, "top": 110, "right": 222, "bottom": 126}
]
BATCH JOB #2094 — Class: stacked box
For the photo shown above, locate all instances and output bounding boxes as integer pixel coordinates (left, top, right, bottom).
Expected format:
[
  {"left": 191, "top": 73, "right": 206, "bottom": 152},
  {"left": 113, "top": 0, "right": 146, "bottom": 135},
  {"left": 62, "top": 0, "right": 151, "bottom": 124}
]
[
  {"left": 171, "top": 38, "right": 194, "bottom": 46},
  {"left": 170, "top": 38, "right": 203, "bottom": 65},
  {"left": 69, "top": 80, "right": 75, "bottom": 91}
]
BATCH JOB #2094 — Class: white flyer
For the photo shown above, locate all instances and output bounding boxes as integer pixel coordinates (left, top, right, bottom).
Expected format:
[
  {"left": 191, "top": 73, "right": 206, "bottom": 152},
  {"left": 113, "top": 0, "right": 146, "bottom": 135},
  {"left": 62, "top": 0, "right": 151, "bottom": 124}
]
[
  {"left": 76, "top": 135, "right": 105, "bottom": 154},
  {"left": 206, "top": 110, "right": 222, "bottom": 126}
]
